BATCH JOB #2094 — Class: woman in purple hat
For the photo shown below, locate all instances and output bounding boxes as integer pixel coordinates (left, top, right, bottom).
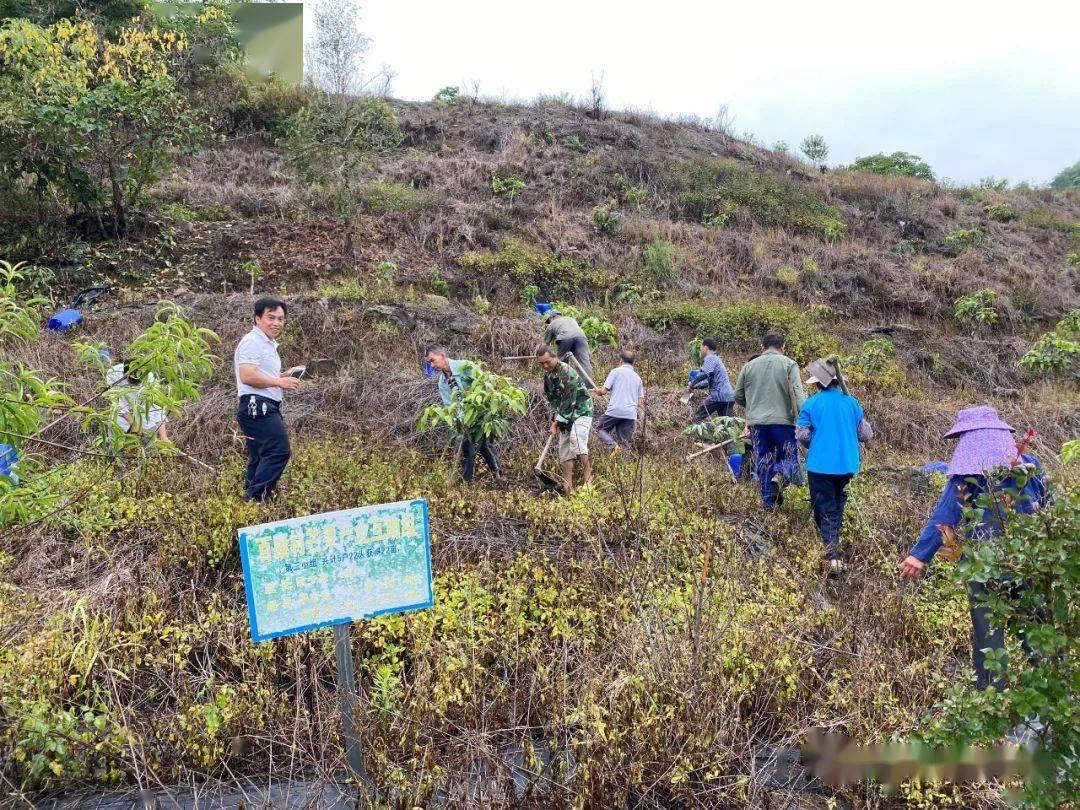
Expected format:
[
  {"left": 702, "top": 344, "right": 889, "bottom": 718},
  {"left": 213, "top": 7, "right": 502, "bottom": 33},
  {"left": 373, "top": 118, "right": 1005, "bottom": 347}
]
[{"left": 899, "top": 406, "right": 1048, "bottom": 690}]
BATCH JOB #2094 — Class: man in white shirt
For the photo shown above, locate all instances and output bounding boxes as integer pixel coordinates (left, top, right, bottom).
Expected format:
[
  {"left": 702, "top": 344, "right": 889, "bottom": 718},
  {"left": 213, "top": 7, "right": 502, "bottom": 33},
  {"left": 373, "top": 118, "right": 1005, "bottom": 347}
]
[
  {"left": 234, "top": 297, "right": 302, "bottom": 501},
  {"left": 590, "top": 351, "right": 644, "bottom": 454},
  {"left": 106, "top": 360, "right": 170, "bottom": 442}
]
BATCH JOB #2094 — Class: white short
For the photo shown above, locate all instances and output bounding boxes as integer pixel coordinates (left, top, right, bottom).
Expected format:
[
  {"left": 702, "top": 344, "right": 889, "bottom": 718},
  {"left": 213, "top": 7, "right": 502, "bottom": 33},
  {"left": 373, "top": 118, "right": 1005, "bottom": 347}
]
[{"left": 557, "top": 416, "right": 592, "bottom": 462}]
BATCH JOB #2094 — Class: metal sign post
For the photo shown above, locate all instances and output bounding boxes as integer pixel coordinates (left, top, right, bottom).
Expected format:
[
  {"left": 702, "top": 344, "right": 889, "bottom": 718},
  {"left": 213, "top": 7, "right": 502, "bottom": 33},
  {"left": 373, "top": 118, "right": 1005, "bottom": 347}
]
[{"left": 333, "top": 622, "right": 368, "bottom": 780}]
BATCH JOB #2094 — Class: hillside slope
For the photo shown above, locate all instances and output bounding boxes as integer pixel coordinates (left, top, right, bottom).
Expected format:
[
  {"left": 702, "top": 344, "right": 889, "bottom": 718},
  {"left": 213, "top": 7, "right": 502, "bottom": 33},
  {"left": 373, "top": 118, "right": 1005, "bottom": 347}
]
[{"left": 2, "top": 98, "right": 1078, "bottom": 807}]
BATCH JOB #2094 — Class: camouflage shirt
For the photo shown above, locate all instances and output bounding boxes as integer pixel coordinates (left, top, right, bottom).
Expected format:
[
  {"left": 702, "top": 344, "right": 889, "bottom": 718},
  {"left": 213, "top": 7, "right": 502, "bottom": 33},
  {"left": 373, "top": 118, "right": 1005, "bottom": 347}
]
[{"left": 544, "top": 362, "right": 593, "bottom": 421}]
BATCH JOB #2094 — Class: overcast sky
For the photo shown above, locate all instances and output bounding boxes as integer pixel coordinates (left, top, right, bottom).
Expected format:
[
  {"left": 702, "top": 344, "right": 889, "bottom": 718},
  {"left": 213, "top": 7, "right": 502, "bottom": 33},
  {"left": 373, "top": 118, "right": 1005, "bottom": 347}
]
[{"left": 335, "top": 0, "right": 1080, "bottom": 185}]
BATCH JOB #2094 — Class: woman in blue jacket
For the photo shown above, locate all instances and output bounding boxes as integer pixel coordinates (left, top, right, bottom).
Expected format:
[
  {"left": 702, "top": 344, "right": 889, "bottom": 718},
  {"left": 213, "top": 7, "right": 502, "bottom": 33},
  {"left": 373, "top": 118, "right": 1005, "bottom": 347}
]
[
  {"left": 796, "top": 357, "right": 873, "bottom": 573},
  {"left": 899, "top": 406, "right": 1048, "bottom": 690}
]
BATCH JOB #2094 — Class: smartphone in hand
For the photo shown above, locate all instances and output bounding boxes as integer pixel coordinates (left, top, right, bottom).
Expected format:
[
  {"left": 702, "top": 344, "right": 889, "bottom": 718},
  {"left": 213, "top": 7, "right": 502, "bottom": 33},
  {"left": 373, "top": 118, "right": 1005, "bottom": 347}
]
[{"left": 289, "top": 366, "right": 306, "bottom": 379}]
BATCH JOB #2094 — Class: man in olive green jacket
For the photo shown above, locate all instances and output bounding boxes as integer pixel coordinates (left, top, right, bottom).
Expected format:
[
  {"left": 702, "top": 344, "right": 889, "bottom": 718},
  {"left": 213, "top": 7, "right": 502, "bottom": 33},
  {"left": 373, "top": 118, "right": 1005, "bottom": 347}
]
[{"left": 733, "top": 331, "right": 805, "bottom": 509}]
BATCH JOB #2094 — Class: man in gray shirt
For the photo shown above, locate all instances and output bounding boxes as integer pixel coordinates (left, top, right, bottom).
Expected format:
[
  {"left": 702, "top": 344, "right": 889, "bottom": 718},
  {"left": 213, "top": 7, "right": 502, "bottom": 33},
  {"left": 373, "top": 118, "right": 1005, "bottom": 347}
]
[
  {"left": 591, "top": 351, "right": 644, "bottom": 453},
  {"left": 234, "top": 297, "right": 302, "bottom": 501},
  {"left": 543, "top": 309, "right": 592, "bottom": 379}
]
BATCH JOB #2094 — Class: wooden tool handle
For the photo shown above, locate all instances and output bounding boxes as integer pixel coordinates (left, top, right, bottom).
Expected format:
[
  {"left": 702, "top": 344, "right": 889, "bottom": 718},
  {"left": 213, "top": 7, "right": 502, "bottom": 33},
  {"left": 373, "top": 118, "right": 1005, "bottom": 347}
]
[
  {"left": 562, "top": 352, "right": 598, "bottom": 389},
  {"left": 536, "top": 434, "right": 554, "bottom": 469},
  {"left": 685, "top": 439, "right": 732, "bottom": 461}
]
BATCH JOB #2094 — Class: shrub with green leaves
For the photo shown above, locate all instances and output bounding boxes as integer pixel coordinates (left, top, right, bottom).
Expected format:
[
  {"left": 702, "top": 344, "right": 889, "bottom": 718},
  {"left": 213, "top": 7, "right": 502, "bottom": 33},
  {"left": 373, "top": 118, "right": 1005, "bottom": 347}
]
[
  {"left": 683, "top": 416, "right": 746, "bottom": 451},
  {"left": 1049, "top": 159, "right": 1080, "bottom": 191},
  {"left": 433, "top": 86, "right": 460, "bottom": 104},
  {"left": 0, "top": 18, "right": 200, "bottom": 235},
  {"left": 670, "top": 157, "right": 845, "bottom": 239},
  {"left": 850, "top": 151, "right": 935, "bottom": 181},
  {"left": 953, "top": 289, "right": 999, "bottom": 326},
  {"left": 592, "top": 200, "right": 622, "bottom": 235},
  {"left": 359, "top": 181, "right": 445, "bottom": 216},
  {"left": 639, "top": 299, "right": 835, "bottom": 364},
  {"left": 1019, "top": 308, "right": 1080, "bottom": 375},
  {"left": 641, "top": 240, "right": 678, "bottom": 286},
  {"left": 418, "top": 361, "right": 526, "bottom": 444},
  {"left": 491, "top": 168, "right": 526, "bottom": 201},
  {"left": 458, "top": 238, "right": 615, "bottom": 298},
  {"left": 1021, "top": 210, "right": 1080, "bottom": 233},
  {"left": 944, "top": 228, "right": 983, "bottom": 252},
  {"left": 919, "top": 476, "right": 1079, "bottom": 809},
  {"left": 1, "top": 263, "right": 217, "bottom": 523},
  {"left": 613, "top": 173, "right": 647, "bottom": 211},
  {"left": 800, "top": 134, "right": 829, "bottom": 167},
  {"left": 552, "top": 302, "right": 617, "bottom": 350},
  {"left": 983, "top": 202, "right": 1016, "bottom": 222},
  {"left": 842, "top": 337, "right": 907, "bottom": 394}
]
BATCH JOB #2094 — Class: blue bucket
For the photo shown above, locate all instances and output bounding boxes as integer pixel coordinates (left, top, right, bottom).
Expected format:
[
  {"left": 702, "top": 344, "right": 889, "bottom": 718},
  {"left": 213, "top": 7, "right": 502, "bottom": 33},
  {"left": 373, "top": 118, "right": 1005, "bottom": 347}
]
[
  {"left": 48, "top": 309, "right": 83, "bottom": 331},
  {"left": 422, "top": 360, "right": 438, "bottom": 378},
  {"left": 729, "top": 453, "right": 742, "bottom": 478},
  {"left": 0, "top": 443, "right": 17, "bottom": 476},
  {"left": 535, "top": 302, "right": 553, "bottom": 316},
  {"left": 688, "top": 369, "right": 702, "bottom": 385}
]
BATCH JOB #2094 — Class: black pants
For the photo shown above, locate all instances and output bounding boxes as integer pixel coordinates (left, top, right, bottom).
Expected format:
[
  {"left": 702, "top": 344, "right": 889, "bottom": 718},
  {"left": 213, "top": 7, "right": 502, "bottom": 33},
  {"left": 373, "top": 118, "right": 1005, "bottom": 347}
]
[
  {"left": 461, "top": 438, "right": 499, "bottom": 482},
  {"left": 692, "top": 399, "right": 733, "bottom": 423},
  {"left": 968, "top": 578, "right": 1043, "bottom": 691},
  {"left": 237, "top": 395, "right": 291, "bottom": 502},
  {"left": 557, "top": 336, "right": 592, "bottom": 380},
  {"left": 596, "top": 414, "right": 635, "bottom": 449},
  {"left": 807, "top": 471, "right": 853, "bottom": 559}
]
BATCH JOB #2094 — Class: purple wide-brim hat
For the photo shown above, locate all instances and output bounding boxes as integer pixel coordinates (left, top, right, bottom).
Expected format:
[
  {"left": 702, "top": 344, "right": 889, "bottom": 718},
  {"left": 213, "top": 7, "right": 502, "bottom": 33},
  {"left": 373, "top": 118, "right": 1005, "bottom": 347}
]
[
  {"left": 944, "top": 406, "right": 1017, "bottom": 477},
  {"left": 943, "top": 405, "right": 1014, "bottom": 438}
]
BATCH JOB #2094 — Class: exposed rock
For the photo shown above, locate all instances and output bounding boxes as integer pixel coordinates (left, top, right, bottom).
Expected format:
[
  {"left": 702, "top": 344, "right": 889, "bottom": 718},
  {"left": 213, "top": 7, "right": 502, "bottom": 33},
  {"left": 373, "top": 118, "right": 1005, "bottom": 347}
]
[{"left": 367, "top": 304, "right": 415, "bottom": 330}]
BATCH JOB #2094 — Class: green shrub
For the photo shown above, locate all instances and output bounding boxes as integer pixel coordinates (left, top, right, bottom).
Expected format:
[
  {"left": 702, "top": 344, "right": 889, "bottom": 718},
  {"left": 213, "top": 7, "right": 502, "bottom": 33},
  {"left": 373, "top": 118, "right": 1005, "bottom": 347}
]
[
  {"left": 669, "top": 157, "right": 845, "bottom": 238},
  {"left": 843, "top": 337, "right": 907, "bottom": 394},
  {"left": 1066, "top": 252, "right": 1080, "bottom": 267},
  {"left": 433, "top": 86, "right": 460, "bottom": 104},
  {"left": 776, "top": 266, "right": 799, "bottom": 288},
  {"left": 944, "top": 228, "right": 983, "bottom": 251},
  {"left": 592, "top": 200, "right": 622, "bottom": 235},
  {"left": 919, "top": 481, "right": 1080, "bottom": 809},
  {"left": 982, "top": 202, "right": 1016, "bottom": 222},
  {"left": 772, "top": 140, "right": 789, "bottom": 154},
  {"left": 638, "top": 299, "right": 835, "bottom": 363},
  {"left": 978, "top": 176, "right": 1009, "bottom": 191},
  {"left": 458, "top": 238, "right": 616, "bottom": 297},
  {"left": 228, "top": 77, "right": 310, "bottom": 140},
  {"left": 1021, "top": 210, "right": 1080, "bottom": 233},
  {"left": 1050, "top": 159, "right": 1080, "bottom": 191},
  {"left": 850, "top": 151, "right": 934, "bottom": 180},
  {"left": 800, "top": 134, "right": 829, "bottom": 167},
  {"left": 162, "top": 202, "right": 197, "bottom": 222},
  {"left": 551, "top": 302, "right": 617, "bottom": 350},
  {"left": 491, "top": 169, "right": 526, "bottom": 201},
  {"left": 613, "top": 173, "right": 647, "bottom": 211},
  {"left": 418, "top": 361, "right": 527, "bottom": 444},
  {"left": 562, "top": 134, "right": 586, "bottom": 152},
  {"left": 359, "top": 181, "right": 445, "bottom": 215},
  {"left": 641, "top": 240, "right": 678, "bottom": 286},
  {"left": 953, "top": 289, "right": 998, "bottom": 326},
  {"left": 1019, "top": 308, "right": 1080, "bottom": 374}
]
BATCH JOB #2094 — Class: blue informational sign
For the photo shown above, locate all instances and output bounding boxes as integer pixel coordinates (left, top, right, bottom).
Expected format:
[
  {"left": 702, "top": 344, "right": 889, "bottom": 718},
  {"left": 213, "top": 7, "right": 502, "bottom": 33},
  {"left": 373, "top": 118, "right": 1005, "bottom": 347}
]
[{"left": 238, "top": 499, "right": 433, "bottom": 642}]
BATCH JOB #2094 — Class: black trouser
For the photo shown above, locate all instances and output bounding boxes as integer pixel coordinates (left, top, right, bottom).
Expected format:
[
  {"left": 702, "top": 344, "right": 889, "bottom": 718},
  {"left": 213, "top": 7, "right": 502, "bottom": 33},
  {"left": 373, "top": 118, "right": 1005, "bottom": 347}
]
[
  {"left": 461, "top": 438, "right": 499, "bottom": 482},
  {"left": 807, "top": 471, "right": 853, "bottom": 559},
  {"left": 237, "top": 394, "right": 291, "bottom": 502},
  {"left": 968, "top": 578, "right": 1043, "bottom": 691},
  {"left": 557, "top": 336, "right": 592, "bottom": 380},
  {"left": 692, "top": 399, "right": 733, "bottom": 423},
  {"left": 596, "top": 414, "right": 635, "bottom": 449}
]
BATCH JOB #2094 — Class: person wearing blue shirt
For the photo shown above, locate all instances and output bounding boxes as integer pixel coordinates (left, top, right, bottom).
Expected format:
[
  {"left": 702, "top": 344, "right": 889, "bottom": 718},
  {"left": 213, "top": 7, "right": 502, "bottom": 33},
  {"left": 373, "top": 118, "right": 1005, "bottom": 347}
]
[
  {"left": 795, "top": 357, "right": 873, "bottom": 572},
  {"left": 686, "top": 338, "right": 736, "bottom": 423},
  {"left": 425, "top": 346, "right": 505, "bottom": 485},
  {"left": 898, "top": 406, "right": 1049, "bottom": 690}
]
